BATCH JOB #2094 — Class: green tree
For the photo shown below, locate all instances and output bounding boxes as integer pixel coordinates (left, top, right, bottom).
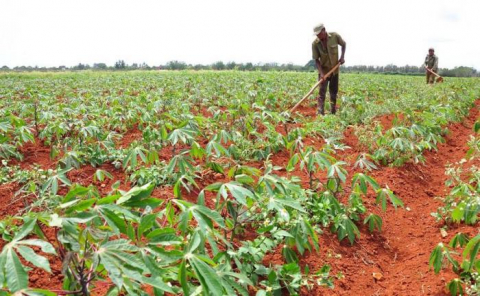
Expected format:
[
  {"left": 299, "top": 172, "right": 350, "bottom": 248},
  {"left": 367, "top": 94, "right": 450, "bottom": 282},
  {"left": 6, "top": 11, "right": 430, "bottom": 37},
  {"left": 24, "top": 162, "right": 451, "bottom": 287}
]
[
  {"left": 115, "top": 60, "right": 126, "bottom": 69},
  {"left": 165, "top": 60, "right": 187, "bottom": 70},
  {"left": 93, "top": 63, "right": 107, "bottom": 70},
  {"left": 212, "top": 61, "right": 225, "bottom": 70}
]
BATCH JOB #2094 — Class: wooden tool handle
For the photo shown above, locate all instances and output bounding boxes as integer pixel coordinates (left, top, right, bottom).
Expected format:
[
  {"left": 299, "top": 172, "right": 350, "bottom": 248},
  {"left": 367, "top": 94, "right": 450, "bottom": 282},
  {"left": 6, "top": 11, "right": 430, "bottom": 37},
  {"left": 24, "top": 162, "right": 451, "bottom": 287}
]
[
  {"left": 425, "top": 66, "right": 441, "bottom": 78},
  {"left": 290, "top": 63, "right": 341, "bottom": 113}
]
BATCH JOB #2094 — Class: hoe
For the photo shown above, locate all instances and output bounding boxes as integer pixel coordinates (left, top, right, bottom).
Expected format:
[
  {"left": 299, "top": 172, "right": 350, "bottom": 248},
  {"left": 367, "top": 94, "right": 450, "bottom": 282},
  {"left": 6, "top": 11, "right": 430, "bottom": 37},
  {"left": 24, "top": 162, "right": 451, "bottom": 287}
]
[
  {"left": 425, "top": 66, "right": 444, "bottom": 83},
  {"left": 289, "top": 62, "right": 341, "bottom": 113}
]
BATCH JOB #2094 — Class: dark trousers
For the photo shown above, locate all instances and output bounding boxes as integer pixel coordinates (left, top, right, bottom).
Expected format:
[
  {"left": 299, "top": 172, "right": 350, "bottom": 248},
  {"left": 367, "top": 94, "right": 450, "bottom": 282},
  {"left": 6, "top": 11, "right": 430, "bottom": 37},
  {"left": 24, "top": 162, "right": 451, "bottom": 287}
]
[{"left": 318, "top": 73, "right": 339, "bottom": 114}]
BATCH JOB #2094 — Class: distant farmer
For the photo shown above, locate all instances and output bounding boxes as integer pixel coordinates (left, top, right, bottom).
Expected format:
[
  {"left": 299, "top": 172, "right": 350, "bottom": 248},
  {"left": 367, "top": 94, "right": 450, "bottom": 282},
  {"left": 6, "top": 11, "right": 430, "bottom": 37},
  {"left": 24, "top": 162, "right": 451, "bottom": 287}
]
[
  {"left": 424, "top": 48, "right": 439, "bottom": 84},
  {"left": 312, "top": 23, "right": 346, "bottom": 115}
]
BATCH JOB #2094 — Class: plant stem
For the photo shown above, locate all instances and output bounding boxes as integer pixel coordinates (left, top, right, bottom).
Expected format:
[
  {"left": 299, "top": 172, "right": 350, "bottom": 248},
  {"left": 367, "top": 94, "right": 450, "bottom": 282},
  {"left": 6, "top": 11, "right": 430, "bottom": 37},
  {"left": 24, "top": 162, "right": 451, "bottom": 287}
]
[{"left": 34, "top": 100, "right": 40, "bottom": 136}]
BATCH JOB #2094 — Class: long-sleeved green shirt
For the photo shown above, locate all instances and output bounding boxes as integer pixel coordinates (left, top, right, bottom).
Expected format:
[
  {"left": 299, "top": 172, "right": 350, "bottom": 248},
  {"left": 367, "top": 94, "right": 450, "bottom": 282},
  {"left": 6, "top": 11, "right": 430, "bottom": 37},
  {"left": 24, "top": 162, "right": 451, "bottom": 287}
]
[
  {"left": 424, "top": 54, "right": 439, "bottom": 72},
  {"left": 312, "top": 32, "right": 346, "bottom": 74}
]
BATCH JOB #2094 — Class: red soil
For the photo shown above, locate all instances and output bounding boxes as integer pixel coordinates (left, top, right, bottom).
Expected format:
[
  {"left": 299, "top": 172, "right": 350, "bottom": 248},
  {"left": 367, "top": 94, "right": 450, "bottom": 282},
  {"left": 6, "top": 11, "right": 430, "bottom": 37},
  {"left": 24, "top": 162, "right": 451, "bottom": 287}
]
[
  {"left": 0, "top": 182, "right": 23, "bottom": 217},
  {"left": 11, "top": 139, "right": 54, "bottom": 170},
  {"left": 300, "top": 101, "right": 480, "bottom": 296},
  {"left": 374, "top": 113, "right": 406, "bottom": 131},
  {"left": 292, "top": 104, "right": 319, "bottom": 118},
  {"left": 118, "top": 125, "right": 143, "bottom": 148},
  {"left": 27, "top": 226, "right": 64, "bottom": 291},
  {"left": 343, "top": 126, "right": 359, "bottom": 151}
]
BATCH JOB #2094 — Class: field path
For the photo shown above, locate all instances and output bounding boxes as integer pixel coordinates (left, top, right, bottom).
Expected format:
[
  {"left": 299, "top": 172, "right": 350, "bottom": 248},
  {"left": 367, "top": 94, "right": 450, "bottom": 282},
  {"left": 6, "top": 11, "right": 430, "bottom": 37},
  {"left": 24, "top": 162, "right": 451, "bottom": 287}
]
[{"left": 291, "top": 101, "right": 480, "bottom": 296}]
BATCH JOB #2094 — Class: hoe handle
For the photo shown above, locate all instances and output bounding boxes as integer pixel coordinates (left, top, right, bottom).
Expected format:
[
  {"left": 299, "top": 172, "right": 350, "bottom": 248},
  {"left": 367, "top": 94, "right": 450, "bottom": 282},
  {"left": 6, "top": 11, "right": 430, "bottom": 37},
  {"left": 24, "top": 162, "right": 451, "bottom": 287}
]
[
  {"left": 425, "top": 66, "right": 441, "bottom": 78},
  {"left": 290, "top": 63, "right": 341, "bottom": 113}
]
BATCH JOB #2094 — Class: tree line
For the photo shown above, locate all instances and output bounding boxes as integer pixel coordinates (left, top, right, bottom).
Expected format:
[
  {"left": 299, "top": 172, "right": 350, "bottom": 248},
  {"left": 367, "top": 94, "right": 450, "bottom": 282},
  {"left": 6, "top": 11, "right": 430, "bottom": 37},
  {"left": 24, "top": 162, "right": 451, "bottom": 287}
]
[{"left": 1, "top": 60, "right": 478, "bottom": 77}]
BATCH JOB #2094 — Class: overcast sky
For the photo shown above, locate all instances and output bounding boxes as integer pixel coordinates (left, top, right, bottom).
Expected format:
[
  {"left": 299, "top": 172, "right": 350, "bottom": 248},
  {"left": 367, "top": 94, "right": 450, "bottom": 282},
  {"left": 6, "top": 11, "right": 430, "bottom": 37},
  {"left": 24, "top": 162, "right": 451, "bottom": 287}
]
[{"left": 1, "top": 0, "right": 479, "bottom": 69}]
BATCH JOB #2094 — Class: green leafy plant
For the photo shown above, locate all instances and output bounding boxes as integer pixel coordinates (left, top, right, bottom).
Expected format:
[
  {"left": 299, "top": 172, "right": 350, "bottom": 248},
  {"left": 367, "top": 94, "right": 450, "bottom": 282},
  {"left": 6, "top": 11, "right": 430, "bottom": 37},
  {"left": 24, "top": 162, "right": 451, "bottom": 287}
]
[
  {"left": 0, "top": 218, "right": 56, "bottom": 293},
  {"left": 430, "top": 233, "right": 480, "bottom": 295}
]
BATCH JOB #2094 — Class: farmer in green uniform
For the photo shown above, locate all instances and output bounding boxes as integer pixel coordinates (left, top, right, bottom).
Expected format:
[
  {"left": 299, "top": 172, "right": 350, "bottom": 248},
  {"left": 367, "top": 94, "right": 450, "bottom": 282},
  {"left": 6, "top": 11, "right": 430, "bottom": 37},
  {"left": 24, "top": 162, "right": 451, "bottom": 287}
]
[
  {"left": 424, "top": 48, "right": 439, "bottom": 84},
  {"left": 312, "top": 23, "right": 346, "bottom": 115}
]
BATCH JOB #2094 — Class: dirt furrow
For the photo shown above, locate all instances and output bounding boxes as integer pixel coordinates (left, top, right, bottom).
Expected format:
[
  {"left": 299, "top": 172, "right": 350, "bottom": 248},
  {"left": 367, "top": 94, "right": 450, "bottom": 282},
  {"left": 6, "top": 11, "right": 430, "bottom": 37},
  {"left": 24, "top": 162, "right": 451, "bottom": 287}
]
[{"left": 306, "top": 101, "right": 480, "bottom": 296}]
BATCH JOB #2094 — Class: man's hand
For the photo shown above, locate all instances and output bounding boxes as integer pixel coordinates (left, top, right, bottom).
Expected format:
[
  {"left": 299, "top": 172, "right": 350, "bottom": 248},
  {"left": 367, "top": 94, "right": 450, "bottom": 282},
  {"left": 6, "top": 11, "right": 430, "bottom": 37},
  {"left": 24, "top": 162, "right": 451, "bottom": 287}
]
[
  {"left": 339, "top": 57, "right": 345, "bottom": 65},
  {"left": 318, "top": 72, "right": 326, "bottom": 84}
]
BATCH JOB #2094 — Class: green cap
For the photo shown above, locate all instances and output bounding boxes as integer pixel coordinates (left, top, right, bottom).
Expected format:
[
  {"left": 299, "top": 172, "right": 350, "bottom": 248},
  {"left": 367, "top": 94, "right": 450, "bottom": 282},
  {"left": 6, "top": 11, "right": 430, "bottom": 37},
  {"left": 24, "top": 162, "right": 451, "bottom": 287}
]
[{"left": 313, "top": 23, "right": 325, "bottom": 35}]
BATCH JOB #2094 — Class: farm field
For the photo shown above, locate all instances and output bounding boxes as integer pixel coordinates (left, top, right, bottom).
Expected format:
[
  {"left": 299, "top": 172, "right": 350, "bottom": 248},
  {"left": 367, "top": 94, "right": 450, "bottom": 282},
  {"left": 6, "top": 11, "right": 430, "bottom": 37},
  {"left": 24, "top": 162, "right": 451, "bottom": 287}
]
[{"left": 1, "top": 71, "right": 480, "bottom": 296}]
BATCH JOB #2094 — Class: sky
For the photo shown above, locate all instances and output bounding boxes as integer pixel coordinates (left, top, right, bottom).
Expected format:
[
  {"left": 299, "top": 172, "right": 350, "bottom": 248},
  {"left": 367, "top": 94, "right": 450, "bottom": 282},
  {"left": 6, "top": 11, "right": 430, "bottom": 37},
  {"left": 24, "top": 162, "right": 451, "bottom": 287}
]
[{"left": 1, "top": 0, "right": 479, "bottom": 69}]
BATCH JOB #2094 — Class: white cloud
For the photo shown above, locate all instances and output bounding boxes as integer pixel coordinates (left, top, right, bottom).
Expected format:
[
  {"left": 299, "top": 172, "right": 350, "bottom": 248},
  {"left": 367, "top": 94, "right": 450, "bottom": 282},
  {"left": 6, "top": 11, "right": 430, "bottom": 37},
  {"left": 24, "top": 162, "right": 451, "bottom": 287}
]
[
  {"left": 0, "top": 0, "right": 479, "bottom": 69},
  {"left": 441, "top": 12, "right": 460, "bottom": 22}
]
